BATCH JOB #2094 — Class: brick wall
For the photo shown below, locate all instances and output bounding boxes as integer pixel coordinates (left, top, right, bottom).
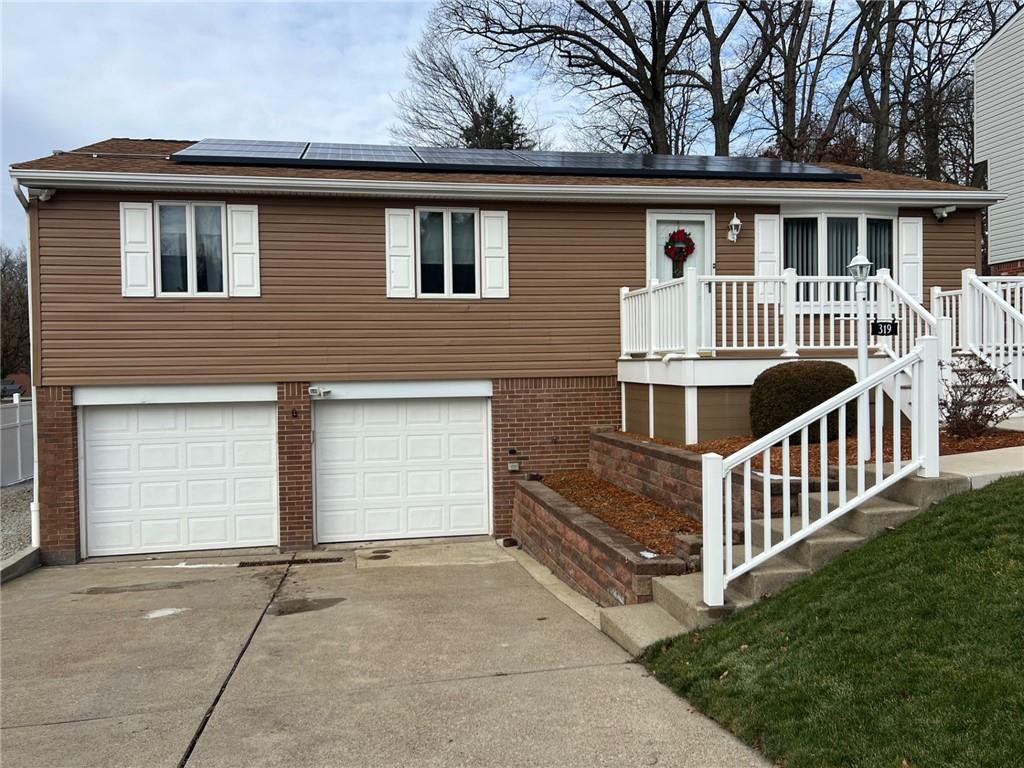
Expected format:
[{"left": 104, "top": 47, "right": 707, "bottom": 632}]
[
  {"left": 512, "top": 481, "right": 688, "bottom": 606},
  {"left": 277, "top": 383, "right": 313, "bottom": 551},
  {"left": 36, "top": 385, "right": 79, "bottom": 564},
  {"left": 590, "top": 429, "right": 807, "bottom": 522},
  {"left": 989, "top": 259, "right": 1024, "bottom": 276},
  {"left": 491, "top": 376, "right": 620, "bottom": 537}
]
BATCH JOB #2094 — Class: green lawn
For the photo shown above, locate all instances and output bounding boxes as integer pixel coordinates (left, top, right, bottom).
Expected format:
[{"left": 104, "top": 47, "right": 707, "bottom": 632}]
[{"left": 643, "top": 476, "right": 1024, "bottom": 768}]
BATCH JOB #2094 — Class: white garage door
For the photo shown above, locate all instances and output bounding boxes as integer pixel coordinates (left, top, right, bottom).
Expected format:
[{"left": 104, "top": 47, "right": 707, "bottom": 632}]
[
  {"left": 315, "top": 398, "right": 490, "bottom": 543},
  {"left": 83, "top": 403, "right": 278, "bottom": 556}
]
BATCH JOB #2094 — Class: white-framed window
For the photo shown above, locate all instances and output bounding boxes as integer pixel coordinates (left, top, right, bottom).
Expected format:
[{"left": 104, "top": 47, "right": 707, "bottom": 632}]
[
  {"left": 782, "top": 212, "right": 895, "bottom": 279},
  {"left": 416, "top": 207, "right": 480, "bottom": 298},
  {"left": 155, "top": 202, "right": 228, "bottom": 297}
]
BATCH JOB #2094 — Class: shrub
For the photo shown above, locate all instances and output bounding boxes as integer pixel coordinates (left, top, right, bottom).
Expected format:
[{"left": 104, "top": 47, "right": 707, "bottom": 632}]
[
  {"left": 749, "top": 361, "right": 857, "bottom": 440},
  {"left": 939, "top": 357, "right": 1020, "bottom": 438}
]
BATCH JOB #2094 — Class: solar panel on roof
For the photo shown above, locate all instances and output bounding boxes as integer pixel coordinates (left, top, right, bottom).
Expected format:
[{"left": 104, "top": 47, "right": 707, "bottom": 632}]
[
  {"left": 305, "top": 143, "right": 420, "bottom": 163},
  {"left": 412, "top": 147, "right": 536, "bottom": 167},
  {"left": 174, "top": 139, "right": 307, "bottom": 160},
  {"left": 169, "top": 138, "right": 860, "bottom": 181}
]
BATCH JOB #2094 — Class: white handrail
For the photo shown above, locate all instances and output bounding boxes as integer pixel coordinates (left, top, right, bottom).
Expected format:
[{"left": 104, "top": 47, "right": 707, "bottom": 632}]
[
  {"left": 701, "top": 337, "right": 941, "bottom": 607},
  {"left": 966, "top": 274, "right": 1024, "bottom": 397}
]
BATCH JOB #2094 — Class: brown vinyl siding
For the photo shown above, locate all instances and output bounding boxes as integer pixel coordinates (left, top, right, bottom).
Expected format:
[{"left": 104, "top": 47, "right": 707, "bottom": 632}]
[
  {"left": 623, "top": 383, "right": 649, "bottom": 435},
  {"left": 697, "top": 387, "right": 752, "bottom": 440},
  {"left": 651, "top": 385, "right": 686, "bottom": 443},
  {"left": 35, "top": 192, "right": 655, "bottom": 384},
  {"left": 901, "top": 208, "right": 984, "bottom": 298}
]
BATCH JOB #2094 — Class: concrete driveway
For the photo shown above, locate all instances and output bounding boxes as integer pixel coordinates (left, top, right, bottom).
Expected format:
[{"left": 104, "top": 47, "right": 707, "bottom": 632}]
[{"left": 1, "top": 540, "right": 767, "bottom": 768}]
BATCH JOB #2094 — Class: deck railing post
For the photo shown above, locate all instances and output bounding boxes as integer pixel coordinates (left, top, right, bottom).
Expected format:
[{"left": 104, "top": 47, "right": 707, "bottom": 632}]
[
  {"left": 701, "top": 452, "right": 726, "bottom": 607},
  {"left": 684, "top": 267, "right": 700, "bottom": 358},
  {"left": 876, "top": 268, "right": 893, "bottom": 357},
  {"left": 619, "top": 286, "right": 629, "bottom": 357},
  {"left": 961, "top": 268, "right": 976, "bottom": 350},
  {"left": 647, "top": 279, "right": 660, "bottom": 358},
  {"left": 937, "top": 316, "right": 954, "bottom": 381},
  {"left": 918, "top": 335, "right": 941, "bottom": 478},
  {"left": 782, "top": 268, "right": 798, "bottom": 357}
]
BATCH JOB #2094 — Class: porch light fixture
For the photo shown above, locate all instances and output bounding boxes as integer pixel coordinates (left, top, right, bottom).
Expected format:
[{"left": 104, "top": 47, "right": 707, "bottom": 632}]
[
  {"left": 846, "top": 250, "right": 872, "bottom": 282},
  {"left": 727, "top": 212, "right": 742, "bottom": 242}
]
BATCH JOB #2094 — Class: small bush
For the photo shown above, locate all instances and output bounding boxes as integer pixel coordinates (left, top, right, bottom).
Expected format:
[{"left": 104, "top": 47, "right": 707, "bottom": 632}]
[
  {"left": 939, "top": 357, "right": 1020, "bottom": 438},
  {"left": 749, "top": 361, "right": 857, "bottom": 440}
]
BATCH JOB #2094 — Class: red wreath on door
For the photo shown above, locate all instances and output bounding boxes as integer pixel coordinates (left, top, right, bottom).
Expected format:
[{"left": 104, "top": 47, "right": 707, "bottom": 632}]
[{"left": 664, "top": 228, "right": 696, "bottom": 278}]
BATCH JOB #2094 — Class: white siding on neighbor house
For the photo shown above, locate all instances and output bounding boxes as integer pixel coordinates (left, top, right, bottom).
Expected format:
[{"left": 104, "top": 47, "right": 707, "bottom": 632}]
[{"left": 975, "top": 11, "right": 1024, "bottom": 265}]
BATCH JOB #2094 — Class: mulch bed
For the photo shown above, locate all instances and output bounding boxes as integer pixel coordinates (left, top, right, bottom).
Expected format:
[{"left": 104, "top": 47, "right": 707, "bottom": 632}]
[
  {"left": 543, "top": 470, "right": 700, "bottom": 556},
  {"left": 623, "top": 427, "right": 1024, "bottom": 475}
]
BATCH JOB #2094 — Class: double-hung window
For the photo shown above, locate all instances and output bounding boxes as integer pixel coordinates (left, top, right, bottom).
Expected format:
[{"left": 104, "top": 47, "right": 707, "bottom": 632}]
[
  {"left": 417, "top": 208, "right": 479, "bottom": 297},
  {"left": 156, "top": 202, "right": 227, "bottom": 296}
]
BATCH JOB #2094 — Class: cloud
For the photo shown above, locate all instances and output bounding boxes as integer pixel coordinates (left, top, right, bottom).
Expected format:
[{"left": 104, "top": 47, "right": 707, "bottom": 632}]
[{"left": 1, "top": 1, "right": 434, "bottom": 243}]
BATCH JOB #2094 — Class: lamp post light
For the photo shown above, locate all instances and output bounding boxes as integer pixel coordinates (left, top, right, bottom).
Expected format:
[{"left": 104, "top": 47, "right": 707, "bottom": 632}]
[{"left": 848, "top": 248, "right": 872, "bottom": 466}]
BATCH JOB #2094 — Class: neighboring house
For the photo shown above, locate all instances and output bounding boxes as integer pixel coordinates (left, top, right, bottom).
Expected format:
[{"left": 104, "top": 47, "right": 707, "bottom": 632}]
[
  {"left": 9, "top": 138, "right": 1000, "bottom": 565},
  {"left": 974, "top": 6, "right": 1024, "bottom": 276}
]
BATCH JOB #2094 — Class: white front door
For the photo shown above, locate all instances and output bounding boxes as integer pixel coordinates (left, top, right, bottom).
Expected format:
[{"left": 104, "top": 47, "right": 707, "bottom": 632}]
[
  {"left": 83, "top": 403, "right": 279, "bottom": 556},
  {"left": 647, "top": 211, "right": 714, "bottom": 284},
  {"left": 314, "top": 397, "right": 490, "bottom": 543}
]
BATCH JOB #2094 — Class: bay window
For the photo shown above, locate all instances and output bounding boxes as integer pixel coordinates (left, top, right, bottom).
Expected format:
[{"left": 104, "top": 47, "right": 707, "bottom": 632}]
[
  {"left": 783, "top": 212, "right": 896, "bottom": 278},
  {"left": 156, "top": 202, "right": 226, "bottom": 296}
]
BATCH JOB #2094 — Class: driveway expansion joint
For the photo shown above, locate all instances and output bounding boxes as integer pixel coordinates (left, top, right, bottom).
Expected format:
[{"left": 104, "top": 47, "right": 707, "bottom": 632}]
[{"left": 176, "top": 554, "right": 295, "bottom": 768}]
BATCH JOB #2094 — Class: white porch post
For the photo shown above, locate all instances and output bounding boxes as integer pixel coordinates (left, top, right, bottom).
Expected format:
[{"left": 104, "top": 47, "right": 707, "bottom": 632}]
[
  {"left": 855, "top": 275, "right": 871, "bottom": 461},
  {"left": 937, "top": 316, "right": 954, "bottom": 398},
  {"left": 619, "top": 286, "right": 629, "bottom": 358},
  {"left": 647, "top": 278, "right": 660, "bottom": 358},
  {"left": 781, "top": 267, "right": 798, "bottom": 357},
  {"left": 701, "top": 452, "right": 725, "bottom": 607},
  {"left": 876, "top": 268, "right": 893, "bottom": 357},
  {"left": 684, "top": 267, "right": 700, "bottom": 358},
  {"left": 918, "top": 335, "right": 941, "bottom": 478},
  {"left": 961, "top": 268, "right": 976, "bottom": 350}
]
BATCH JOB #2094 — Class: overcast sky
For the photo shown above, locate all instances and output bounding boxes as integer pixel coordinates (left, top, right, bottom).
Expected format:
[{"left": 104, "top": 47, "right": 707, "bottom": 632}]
[{"left": 0, "top": 0, "right": 573, "bottom": 245}]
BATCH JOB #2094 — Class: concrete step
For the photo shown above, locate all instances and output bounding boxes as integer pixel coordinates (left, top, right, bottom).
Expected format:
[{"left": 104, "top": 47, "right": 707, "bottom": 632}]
[
  {"left": 727, "top": 553, "right": 808, "bottom": 602},
  {"left": 842, "top": 467, "right": 970, "bottom": 510},
  {"left": 599, "top": 602, "right": 686, "bottom": 657},
  {"left": 651, "top": 573, "right": 748, "bottom": 629},
  {"left": 804, "top": 491, "right": 920, "bottom": 538}
]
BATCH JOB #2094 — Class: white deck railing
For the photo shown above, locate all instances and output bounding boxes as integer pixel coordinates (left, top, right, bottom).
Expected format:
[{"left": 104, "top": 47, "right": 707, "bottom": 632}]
[
  {"left": 932, "top": 269, "right": 1024, "bottom": 397},
  {"left": 620, "top": 267, "right": 936, "bottom": 360},
  {"left": 700, "top": 337, "right": 941, "bottom": 606}
]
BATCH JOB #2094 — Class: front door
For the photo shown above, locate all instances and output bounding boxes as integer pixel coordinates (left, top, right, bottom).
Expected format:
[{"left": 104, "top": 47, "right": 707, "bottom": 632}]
[{"left": 647, "top": 211, "right": 714, "bottom": 284}]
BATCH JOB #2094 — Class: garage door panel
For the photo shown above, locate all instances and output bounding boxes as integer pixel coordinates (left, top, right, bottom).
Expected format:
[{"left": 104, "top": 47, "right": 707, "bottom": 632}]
[
  {"left": 315, "top": 397, "right": 489, "bottom": 543},
  {"left": 84, "top": 403, "right": 278, "bottom": 556}
]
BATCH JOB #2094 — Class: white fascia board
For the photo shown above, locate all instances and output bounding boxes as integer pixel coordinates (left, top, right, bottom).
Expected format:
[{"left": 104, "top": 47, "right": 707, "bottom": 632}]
[
  {"left": 616, "top": 356, "right": 893, "bottom": 387},
  {"left": 9, "top": 168, "right": 1007, "bottom": 208},
  {"left": 310, "top": 380, "right": 493, "bottom": 400},
  {"left": 73, "top": 383, "right": 278, "bottom": 406}
]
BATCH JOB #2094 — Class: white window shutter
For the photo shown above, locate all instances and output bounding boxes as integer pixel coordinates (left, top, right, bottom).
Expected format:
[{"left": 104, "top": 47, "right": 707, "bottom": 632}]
[
  {"left": 119, "top": 202, "right": 154, "bottom": 297},
  {"left": 898, "top": 217, "right": 924, "bottom": 301},
  {"left": 480, "top": 210, "right": 509, "bottom": 298},
  {"left": 754, "top": 213, "right": 781, "bottom": 303},
  {"left": 385, "top": 208, "right": 416, "bottom": 298},
  {"left": 227, "top": 204, "right": 261, "bottom": 297}
]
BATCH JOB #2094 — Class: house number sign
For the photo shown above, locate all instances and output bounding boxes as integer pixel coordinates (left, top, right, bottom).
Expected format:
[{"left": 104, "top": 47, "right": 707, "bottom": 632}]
[{"left": 870, "top": 318, "right": 900, "bottom": 336}]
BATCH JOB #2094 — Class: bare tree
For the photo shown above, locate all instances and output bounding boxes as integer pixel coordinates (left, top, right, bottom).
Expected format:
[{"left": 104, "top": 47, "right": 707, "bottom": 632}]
[
  {"left": 390, "top": 33, "right": 544, "bottom": 148},
  {"left": 1, "top": 243, "right": 30, "bottom": 378}
]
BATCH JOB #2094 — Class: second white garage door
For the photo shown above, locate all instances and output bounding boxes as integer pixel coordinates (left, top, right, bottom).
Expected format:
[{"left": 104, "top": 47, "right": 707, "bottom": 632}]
[{"left": 315, "top": 398, "right": 490, "bottom": 543}]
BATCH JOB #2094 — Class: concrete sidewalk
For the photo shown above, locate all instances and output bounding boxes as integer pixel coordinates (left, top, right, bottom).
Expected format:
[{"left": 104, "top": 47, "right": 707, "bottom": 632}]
[
  {"left": 940, "top": 445, "right": 1024, "bottom": 489},
  {"left": 1, "top": 541, "right": 767, "bottom": 768}
]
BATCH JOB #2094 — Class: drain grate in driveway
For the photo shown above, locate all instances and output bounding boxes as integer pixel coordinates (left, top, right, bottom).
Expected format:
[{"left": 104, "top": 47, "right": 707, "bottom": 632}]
[{"left": 237, "top": 556, "right": 346, "bottom": 568}]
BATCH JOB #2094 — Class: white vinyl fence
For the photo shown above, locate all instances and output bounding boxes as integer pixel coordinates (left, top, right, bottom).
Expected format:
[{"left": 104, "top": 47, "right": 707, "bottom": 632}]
[{"left": 1, "top": 399, "right": 33, "bottom": 486}]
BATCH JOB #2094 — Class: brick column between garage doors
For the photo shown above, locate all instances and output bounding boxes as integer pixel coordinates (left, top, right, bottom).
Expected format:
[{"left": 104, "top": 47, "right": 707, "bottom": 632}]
[
  {"left": 491, "top": 376, "right": 620, "bottom": 538},
  {"left": 36, "top": 385, "right": 80, "bottom": 565},
  {"left": 277, "top": 383, "right": 314, "bottom": 551}
]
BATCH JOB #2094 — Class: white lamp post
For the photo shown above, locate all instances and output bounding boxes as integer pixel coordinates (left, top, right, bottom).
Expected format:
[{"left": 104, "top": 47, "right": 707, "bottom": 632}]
[{"left": 848, "top": 248, "right": 872, "bottom": 465}]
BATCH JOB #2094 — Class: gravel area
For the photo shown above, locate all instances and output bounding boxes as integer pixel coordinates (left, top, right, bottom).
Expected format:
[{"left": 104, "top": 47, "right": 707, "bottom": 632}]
[{"left": 1, "top": 481, "right": 33, "bottom": 559}]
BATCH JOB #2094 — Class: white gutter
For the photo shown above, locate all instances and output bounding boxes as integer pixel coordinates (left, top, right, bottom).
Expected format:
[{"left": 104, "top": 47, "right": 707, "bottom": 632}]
[
  {"left": 8, "top": 168, "right": 1006, "bottom": 207},
  {"left": 10, "top": 176, "right": 39, "bottom": 550}
]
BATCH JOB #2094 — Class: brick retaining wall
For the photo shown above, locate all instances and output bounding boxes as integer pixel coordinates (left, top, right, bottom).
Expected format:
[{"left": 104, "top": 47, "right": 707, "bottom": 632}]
[{"left": 512, "top": 481, "right": 688, "bottom": 607}]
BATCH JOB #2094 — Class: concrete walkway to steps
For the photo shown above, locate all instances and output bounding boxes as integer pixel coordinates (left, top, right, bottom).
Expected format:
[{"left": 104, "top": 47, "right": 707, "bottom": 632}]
[{"left": 940, "top": 445, "right": 1024, "bottom": 489}]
